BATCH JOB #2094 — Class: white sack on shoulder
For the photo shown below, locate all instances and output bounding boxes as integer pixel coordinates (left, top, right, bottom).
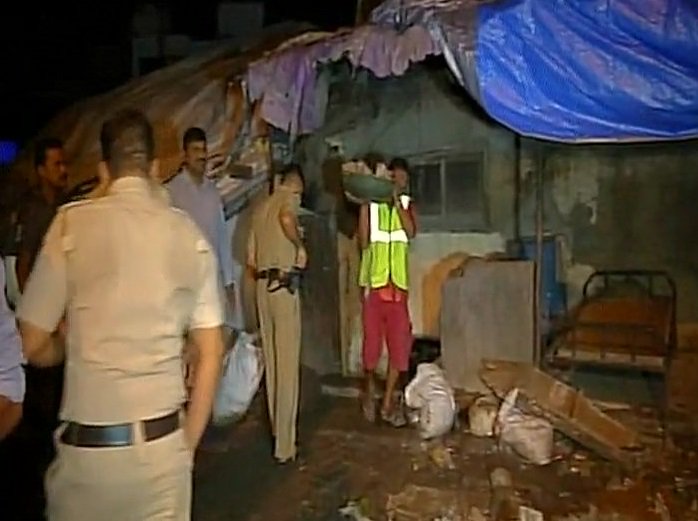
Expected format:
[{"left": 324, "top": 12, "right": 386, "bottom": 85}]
[{"left": 405, "top": 363, "right": 456, "bottom": 440}]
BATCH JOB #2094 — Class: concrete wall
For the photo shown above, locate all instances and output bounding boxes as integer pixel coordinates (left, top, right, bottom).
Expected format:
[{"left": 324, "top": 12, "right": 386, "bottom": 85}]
[
  {"left": 410, "top": 140, "right": 698, "bottom": 338},
  {"left": 515, "top": 142, "right": 698, "bottom": 320}
]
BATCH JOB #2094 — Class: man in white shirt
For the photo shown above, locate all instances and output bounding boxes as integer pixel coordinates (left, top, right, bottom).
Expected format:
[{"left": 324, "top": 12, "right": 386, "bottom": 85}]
[{"left": 166, "top": 128, "right": 239, "bottom": 331}]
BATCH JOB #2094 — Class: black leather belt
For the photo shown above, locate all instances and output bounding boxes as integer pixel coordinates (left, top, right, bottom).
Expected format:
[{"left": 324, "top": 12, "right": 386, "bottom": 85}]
[
  {"left": 255, "top": 269, "right": 273, "bottom": 280},
  {"left": 60, "top": 410, "right": 180, "bottom": 448}
]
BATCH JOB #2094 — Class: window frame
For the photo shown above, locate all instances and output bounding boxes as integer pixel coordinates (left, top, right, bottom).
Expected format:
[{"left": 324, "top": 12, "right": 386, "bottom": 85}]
[{"left": 409, "top": 152, "right": 489, "bottom": 233}]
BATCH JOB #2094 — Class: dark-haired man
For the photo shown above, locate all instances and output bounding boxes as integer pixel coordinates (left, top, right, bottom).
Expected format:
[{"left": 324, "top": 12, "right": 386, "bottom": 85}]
[
  {"left": 247, "top": 164, "right": 307, "bottom": 463},
  {"left": 17, "top": 109, "right": 224, "bottom": 520},
  {"left": 167, "top": 127, "right": 237, "bottom": 328},
  {"left": 358, "top": 157, "right": 416, "bottom": 426},
  {"left": 166, "top": 128, "right": 238, "bottom": 415},
  {"left": 12, "top": 138, "right": 67, "bottom": 518},
  {"left": 16, "top": 138, "right": 67, "bottom": 291}
]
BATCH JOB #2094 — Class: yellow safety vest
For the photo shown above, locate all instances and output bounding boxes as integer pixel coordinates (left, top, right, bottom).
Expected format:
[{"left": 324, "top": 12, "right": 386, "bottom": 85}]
[{"left": 359, "top": 195, "right": 411, "bottom": 290}]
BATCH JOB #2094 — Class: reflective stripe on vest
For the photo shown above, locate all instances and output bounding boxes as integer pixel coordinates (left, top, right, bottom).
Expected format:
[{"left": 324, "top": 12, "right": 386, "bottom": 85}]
[
  {"left": 359, "top": 195, "right": 410, "bottom": 290},
  {"left": 368, "top": 195, "right": 410, "bottom": 244}
]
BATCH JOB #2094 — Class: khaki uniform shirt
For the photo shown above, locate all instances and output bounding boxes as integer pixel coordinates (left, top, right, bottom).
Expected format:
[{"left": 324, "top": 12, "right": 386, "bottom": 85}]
[
  {"left": 248, "top": 186, "right": 300, "bottom": 271},
  {"left": 17, "top": 176, "right": 223, "bottom": 424}
]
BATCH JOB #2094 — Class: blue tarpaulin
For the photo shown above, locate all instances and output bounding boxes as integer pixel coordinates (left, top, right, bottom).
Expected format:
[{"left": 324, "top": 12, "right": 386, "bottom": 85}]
[{"left": 372, "top": 0, "right": 698, "bottom": 142}]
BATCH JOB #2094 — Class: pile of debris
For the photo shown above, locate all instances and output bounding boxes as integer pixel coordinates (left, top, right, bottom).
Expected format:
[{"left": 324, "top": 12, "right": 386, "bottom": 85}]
[
  {"left": 476, "top": 360, "right": 641, "bottom": 469},
  {"left": 397, "top": 361, "right": 693, "bottom": 520}
]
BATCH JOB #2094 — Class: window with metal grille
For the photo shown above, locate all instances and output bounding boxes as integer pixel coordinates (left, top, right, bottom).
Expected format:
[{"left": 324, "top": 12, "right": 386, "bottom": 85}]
[{"left": 409, "top": 154, "right": 487, "bottom": 231}]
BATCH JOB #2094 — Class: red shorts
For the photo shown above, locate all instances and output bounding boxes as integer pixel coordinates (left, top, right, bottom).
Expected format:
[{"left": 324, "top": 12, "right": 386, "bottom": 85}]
[{"left": 362, "top": 289, "right": 413, "bottom": 372}]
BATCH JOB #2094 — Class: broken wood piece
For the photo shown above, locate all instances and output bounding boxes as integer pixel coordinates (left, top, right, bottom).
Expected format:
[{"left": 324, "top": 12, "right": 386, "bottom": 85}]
[
  {"left": 592, "top": 399, "right": 632, "bottom": 412},
  {"left": 480, "top": 360, "right": 641, "bottom": 468}
]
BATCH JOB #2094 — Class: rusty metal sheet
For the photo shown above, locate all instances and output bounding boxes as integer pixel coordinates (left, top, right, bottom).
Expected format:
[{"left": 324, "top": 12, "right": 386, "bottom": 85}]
[{"left": 480, "top": 360, "right": 641, "bottom": 467}]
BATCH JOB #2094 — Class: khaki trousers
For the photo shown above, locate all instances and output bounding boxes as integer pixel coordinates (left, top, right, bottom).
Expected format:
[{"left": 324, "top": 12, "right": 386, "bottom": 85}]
[
  {"left": 256, "top": 280, "right": 301, "bottom": 461},
  {"left": 337, "top": 233, "right": 361, "bottom": 376},
  {"left": 46, "top": 427, "right": 192, "bottom": 521}
]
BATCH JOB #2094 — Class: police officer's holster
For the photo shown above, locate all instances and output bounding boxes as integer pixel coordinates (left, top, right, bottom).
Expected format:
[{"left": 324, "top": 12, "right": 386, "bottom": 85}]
[{"left": 255, "top": 267, "right": 303, "bottom": 295}]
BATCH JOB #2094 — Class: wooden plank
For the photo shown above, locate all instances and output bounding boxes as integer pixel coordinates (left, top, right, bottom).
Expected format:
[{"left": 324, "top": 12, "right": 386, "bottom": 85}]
[{"left": 480, "top": 360, "right": 640, "bottom": 468}]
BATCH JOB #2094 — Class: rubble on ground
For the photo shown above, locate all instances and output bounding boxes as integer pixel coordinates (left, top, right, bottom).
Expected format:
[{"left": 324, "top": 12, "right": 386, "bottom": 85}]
[
  {"left": 480, "top": 360, "right": 641, "bottom": 467},
  {"left": 196, "top": 361, "right": 698, "bottom": 521},
  {"left": 386, "top": 484, "right": 467, "bottom": 521}
]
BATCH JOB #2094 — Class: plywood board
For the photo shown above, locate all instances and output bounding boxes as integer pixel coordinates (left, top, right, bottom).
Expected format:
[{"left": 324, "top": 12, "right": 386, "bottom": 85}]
[
  {"left": 441, "top": 260, "right": 534, "bottom": 392},
  {"left": 480, "top": 360, "right": 640, "bottom": 467}
]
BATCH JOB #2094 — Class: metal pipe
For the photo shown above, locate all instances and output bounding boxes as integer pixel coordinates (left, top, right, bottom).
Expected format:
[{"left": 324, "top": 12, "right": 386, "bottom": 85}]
[
  {"left": 534, "top": 143, "right": 544, "bottom": 367},
  {"left": 514, "top": 134, "right": 521, "bottom": 249}
]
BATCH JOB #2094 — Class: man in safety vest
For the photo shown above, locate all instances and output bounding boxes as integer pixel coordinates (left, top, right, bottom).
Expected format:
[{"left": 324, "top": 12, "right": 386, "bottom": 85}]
[{"left": 358, "top": 158, "right": 416, "bottom": 426}]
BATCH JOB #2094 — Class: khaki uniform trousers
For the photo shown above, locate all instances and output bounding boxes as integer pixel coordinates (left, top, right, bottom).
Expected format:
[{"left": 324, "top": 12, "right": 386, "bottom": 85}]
[
  {"left": 337, "top": 233, "right": 360, "bottom": 376},
  {"left": 46, "top": 426, "right": 193, "bottom": 521},
  {"left": 256, "top": 279, "right": 301, "bottom": 461}
]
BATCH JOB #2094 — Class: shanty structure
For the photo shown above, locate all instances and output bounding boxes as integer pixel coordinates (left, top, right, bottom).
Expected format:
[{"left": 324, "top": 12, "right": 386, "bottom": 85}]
[
  {"left": 8, "top": 0, "right": 698, "bottom": 380},
  {"left": 240, "top": 0, "right": 698, "bottom": 376}
]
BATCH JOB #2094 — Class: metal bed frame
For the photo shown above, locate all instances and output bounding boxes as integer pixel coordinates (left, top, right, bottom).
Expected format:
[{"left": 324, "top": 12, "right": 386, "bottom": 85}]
[{"left": 546, "top": 270, "right": 677, "bottom": 436}]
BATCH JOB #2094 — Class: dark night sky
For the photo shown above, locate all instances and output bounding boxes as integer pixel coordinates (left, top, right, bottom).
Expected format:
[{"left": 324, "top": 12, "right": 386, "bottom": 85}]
[{"left": 0, "top": 0, "right": 357, "bottom": 142}]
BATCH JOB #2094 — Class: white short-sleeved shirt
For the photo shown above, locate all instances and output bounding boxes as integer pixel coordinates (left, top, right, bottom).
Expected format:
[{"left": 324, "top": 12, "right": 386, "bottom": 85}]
[{"left": 17, "top": 176, "right": 223, "bottom": 424}]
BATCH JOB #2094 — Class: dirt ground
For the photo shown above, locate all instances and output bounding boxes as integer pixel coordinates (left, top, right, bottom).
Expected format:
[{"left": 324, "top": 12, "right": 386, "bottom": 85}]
[
  {"left": 192, "top": 383, "right": 698, "bottom": 521},
  {"left": 3, "top": 352, "right": 696, "bottom": 520},
  {"left": 190, "top": 323, "right": 698, "bottom": 520}
]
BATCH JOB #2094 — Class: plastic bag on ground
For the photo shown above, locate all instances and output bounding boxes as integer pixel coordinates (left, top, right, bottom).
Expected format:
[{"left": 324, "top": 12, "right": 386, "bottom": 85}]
[
  {"left": 404, "top": 363, "right": 456, "bottom": 440},
  {"left": 496, "top": 388, "right": 553, "bottom": 466},
  {"left": 211, "top": 332, "right": 264, "bottom": 426}
]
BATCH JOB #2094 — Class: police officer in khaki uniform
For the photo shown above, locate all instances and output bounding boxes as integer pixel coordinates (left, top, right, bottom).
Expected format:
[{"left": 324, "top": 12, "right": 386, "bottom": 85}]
[
  {"left": 17, "top": 109, "right": 225, "bottom": 521},
  {"left": 247, "top": 164, "right": 306, "bottom": 463}
]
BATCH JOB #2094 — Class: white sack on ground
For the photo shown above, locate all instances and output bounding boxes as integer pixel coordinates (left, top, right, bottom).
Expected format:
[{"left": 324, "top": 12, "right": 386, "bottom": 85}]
[
  {"left": 496, "top": 388, "right": 553, "bottom": 466},
  {"left": 405, "top": 363, "right": 456, "bottom": 440}
]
